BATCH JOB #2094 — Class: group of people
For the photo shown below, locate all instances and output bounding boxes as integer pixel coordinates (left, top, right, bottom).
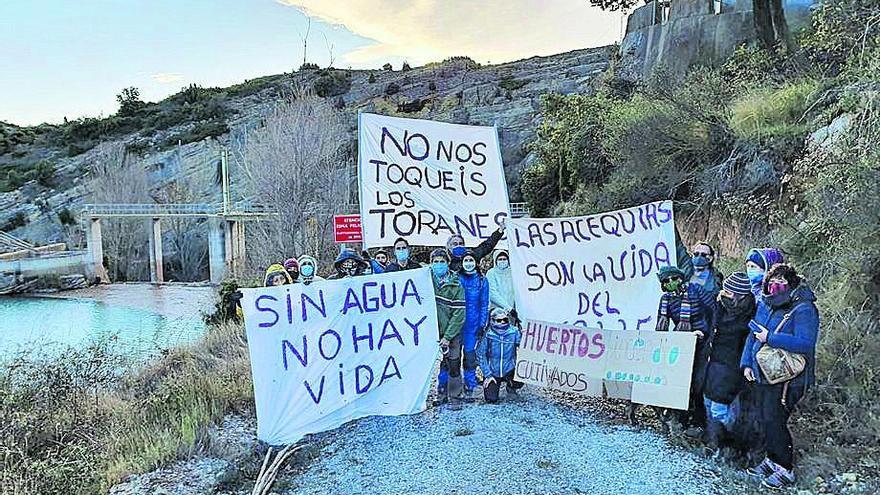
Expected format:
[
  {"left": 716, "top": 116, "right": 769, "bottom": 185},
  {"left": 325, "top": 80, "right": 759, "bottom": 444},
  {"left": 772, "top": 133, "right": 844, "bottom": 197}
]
[
  {"left": 657, "top": 237, "right": 819, "bottom": 490},
  {"left": 261, "top": 221, "right": 522, "bottom": 409},
  {"left": 260, "top": 224, "right": 818, "bottom": 491}
]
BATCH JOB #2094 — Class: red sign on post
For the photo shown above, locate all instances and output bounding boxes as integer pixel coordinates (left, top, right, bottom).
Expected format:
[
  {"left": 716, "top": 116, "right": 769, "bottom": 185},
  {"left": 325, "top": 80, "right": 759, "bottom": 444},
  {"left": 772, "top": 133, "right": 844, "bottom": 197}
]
[{"left": 333, "top": 214, "right": 363, "bottom": 243}]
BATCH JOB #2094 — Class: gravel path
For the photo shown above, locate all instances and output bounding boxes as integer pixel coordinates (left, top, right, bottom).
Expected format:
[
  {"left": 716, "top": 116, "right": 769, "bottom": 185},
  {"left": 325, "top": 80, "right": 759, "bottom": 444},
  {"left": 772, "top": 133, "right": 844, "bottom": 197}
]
[{"left": 285, "top": 387, "right": 734, "bottom": 495}]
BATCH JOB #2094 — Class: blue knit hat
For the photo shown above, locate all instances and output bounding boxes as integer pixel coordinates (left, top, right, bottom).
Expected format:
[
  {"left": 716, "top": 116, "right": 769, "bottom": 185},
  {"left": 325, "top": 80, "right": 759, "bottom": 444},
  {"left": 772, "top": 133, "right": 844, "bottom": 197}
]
[{"left": 722, "top": 272, "right": 752, "bottom": 295}]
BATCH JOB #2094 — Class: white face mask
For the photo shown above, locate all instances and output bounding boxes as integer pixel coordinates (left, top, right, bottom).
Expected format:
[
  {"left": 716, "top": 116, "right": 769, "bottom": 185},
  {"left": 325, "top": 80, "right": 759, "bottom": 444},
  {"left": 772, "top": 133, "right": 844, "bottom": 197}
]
[
  {"left": 462, "top": 260, "right": 476, "bottom": 273},
  {"left": 496, "top": 259, "right": 509, "bottom": 270}
]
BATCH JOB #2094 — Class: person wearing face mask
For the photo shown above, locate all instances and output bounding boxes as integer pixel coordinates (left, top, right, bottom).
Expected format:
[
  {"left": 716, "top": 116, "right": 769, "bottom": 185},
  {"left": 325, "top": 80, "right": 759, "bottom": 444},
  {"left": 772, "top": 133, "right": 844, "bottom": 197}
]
[
  {"left": 361, "top": 249, "right": 388, "bottom": 274},
  {"left": 457, "top": 250, "right": 490, "bottom": 401},
  {"left": 745, "top": 248, "right": 785, "bottom": 297},
  {"left": 477, "top": 307, "right": 523, "bottom": 403},
  {"left": 486, "top": 250, "right": 516, "bottom": 319},
  {"left": 655, "top": 265, "right": 717, "bottom": 432},
  {"left": 430, "top": 248, "right": 466, "bottom": 411},
  {"left": 264, "top": 263, "right": 292, "bottom": 286},
  {"left": 702, "top": 272, "right": 756, "bottom": 457},
  {"left": 385, "top": 237, "right": 423, "bottom": 272},
  {"left": 283, "top": 258, "right": 301, "bottom": 284},
  {"left": 690, "top": 242, "right": 724, "bottom": 299},
  {"left": 296, "top": 255, "right": 325, "bottom": 285},
  {"left": 329, "top": 248, "right": 368, "bottom": 279},
  {"left": 740, "top": 264, "right": 818, "bottom": 490},
  {"left": 445, "top": 219, "right": 506, "bottom": 272}
]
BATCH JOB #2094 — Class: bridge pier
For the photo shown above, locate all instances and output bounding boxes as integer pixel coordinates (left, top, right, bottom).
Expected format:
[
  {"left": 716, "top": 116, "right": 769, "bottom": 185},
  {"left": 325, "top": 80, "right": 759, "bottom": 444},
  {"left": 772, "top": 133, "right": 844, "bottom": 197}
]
[
  {"left": 85, "top": 218, "right": 109, "bottom": 283},
  {"left": 148, "top": 217, "right": 165, "bottom": 284},
  {"left": 207, "top": 219, "right": 247, "bottom": 284}
]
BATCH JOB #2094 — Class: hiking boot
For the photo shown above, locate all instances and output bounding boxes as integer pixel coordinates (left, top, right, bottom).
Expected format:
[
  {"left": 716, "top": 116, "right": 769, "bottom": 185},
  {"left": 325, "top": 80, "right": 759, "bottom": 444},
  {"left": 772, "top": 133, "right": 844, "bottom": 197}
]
[
  {"left": 762, "top": 467, "right": 796, "bottom": 491},
  {"left": 684, "top": 426, "right": 704, "bottom": 439},
  {"left": 449, "top": 400, "right": 462, "bottom": 411},
  {"left": 462, "top": 388, "right": 475, "bottom": 403},
  {"left": 746, "top": 458, "right": 775, "bottom": 478}
]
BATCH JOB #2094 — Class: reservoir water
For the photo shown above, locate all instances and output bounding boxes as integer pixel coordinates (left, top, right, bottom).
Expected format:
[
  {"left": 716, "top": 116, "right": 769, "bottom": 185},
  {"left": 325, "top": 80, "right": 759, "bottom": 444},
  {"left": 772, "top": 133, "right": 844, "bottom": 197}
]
[{"left": 0, "top": 284, "right": 215, "bottom": 360}]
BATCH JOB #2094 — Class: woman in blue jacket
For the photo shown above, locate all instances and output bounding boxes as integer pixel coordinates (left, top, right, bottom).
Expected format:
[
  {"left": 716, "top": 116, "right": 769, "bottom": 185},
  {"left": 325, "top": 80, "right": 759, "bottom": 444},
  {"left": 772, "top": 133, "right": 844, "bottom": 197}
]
[
  {"left": 477, "top": 308, "right": 522, "bottom": 403},
  {"left": 458, "top": 250, "right": 490, "bottom": 401},
  {"left": 740, "top": 264, "right": 819, "bottom": 490}
]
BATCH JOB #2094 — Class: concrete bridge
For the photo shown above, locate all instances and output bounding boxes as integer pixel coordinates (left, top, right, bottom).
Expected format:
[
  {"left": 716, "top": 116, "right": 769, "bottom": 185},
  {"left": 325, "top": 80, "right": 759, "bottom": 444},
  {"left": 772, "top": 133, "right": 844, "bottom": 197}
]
[{"left": 82, "top": 201, "right": 273, "bottom": 284}]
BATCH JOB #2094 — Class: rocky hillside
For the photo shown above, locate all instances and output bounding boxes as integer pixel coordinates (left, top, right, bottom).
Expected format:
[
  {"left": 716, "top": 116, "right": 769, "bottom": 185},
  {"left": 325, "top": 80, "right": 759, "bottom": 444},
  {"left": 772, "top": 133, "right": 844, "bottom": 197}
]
[{"left": 0, "top": 47, "right": 612, "bottom": 247}]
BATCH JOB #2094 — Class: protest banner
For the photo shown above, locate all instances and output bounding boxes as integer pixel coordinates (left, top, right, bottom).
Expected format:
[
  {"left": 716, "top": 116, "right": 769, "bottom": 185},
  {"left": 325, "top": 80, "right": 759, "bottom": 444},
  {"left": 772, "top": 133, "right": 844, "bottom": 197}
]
[
  {"left": 240, "top": 268, "right": 439, "bottom": 445},
  {"left": 357, "top": 112, "right": 511, "bottom": 248},
  {"left": 509, "top": 200, "right": 676, "bottom": 331},
  {"left": 333, "top": 214, "right": 363, "bottom": 243},
  {"left": 515, "top": 319, "right": 696, "bottom": 409}
]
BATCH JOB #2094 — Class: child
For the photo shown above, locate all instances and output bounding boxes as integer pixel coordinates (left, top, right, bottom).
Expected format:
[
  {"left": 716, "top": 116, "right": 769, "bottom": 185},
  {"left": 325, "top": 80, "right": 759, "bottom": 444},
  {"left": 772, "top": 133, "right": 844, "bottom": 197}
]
[{"left": 477, "top": 307, "right": 523, "bottom": 403}]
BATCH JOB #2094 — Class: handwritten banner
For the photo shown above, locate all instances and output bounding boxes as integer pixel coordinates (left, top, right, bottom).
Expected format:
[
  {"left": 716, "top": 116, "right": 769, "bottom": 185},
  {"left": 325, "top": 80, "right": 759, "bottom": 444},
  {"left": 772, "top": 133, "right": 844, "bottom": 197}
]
[
  {"left": 357, "top": 112, "right": 510, "bottom": 248},
  {"left": 241, "top": 268, "right": 439, "bottom": 445},
  {"left": 515, "top": 319, "right": 696, "bottom": 409},
  {"left": 509, "top": 201, "right": 676, "bottom": 331}
]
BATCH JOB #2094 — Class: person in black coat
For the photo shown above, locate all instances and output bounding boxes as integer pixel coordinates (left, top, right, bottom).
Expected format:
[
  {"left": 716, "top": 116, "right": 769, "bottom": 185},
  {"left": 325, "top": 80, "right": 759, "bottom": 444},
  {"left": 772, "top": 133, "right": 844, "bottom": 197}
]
[{"left": 703, "top": 272, "right": 755, "bottom": 455}]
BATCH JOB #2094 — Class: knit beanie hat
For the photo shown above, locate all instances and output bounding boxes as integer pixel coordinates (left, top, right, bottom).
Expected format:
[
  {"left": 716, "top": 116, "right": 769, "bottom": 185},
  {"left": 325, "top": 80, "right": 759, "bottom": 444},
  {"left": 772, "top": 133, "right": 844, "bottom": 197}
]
[
  {"left": 429, "top": 248, "right": 450, "bottom": 262},
  {"left": 746, "top": 248, "right": 785, "bottom": 270},
  {"left": 746, "top": 249, "right": 767, "bottom": 270},
  {"left": 657, "top": 265, "right": 686, "bottom": 280},
  {"left": 722, "top": 272, "right": 752, "bottom": 295}
]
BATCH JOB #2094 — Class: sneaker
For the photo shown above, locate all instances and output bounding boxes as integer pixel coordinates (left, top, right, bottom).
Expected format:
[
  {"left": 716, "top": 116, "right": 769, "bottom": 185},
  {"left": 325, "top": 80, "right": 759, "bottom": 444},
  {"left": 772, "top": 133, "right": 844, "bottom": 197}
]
[
  {"left": 449, "top": 400, "right": 462, "bottom": 411},
  {"left": 684, "top": 426, "right": 704, "bottom": 439},
  {"left": 746, "top": 458, "right": 775, "bottom": 478},
  {"left": 462, "top": 388, "right": 475, "bottom": 403},
  {"left": 762, "top": 468, "right": 796, "bottom": 491}
]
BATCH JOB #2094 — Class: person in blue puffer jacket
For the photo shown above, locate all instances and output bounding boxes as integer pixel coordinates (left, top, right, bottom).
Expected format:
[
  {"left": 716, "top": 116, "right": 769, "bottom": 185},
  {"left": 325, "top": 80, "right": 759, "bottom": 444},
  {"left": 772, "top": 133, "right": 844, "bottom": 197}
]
[
  {"left": 458, "top": 249, "right": 489, "bottom": 401},
  {"left": 740, "top": 263, "right": 819, "bottom": 491},
  {"left": 477, "top": 307, "right": 523, "bottom": 403}
]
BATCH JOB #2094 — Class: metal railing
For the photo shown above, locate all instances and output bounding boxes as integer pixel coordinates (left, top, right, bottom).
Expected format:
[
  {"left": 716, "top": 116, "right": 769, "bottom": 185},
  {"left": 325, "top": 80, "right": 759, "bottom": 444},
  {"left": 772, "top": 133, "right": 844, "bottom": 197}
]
[
  {"left": 81, "top": 202, "right": 276, "bottom": 219},
  {"left": 509, "top": 202, "right": 529, "bottom": 218}
]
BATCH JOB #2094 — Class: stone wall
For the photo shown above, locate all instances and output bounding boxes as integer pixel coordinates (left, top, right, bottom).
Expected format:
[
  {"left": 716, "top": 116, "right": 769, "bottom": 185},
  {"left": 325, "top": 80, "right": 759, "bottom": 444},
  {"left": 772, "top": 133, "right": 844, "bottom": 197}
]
[{"left": 619, "top": 0, "right": 816, "bottom": 80}]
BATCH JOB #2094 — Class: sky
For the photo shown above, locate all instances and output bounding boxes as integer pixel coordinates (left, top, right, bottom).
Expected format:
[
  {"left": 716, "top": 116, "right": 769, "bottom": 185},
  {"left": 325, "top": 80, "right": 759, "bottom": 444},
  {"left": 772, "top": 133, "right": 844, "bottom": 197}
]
[{"left": 0, "top": 1, "right": 624, "bottom": 126}]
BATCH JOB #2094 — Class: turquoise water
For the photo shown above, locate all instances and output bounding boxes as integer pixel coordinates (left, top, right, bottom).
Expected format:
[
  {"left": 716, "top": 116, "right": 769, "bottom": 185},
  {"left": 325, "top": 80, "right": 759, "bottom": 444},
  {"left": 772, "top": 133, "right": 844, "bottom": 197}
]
[{"left": 0, "top": 296, "right": 206, "bottom": 360}]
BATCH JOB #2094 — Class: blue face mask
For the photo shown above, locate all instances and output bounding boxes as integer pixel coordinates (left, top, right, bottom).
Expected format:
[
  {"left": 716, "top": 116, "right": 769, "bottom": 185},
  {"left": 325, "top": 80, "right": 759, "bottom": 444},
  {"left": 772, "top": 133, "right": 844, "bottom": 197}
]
[
  {"left": 451, "top": 246, "right": 466, "bottom": 258},
  {"left": 432, "top": 261, "right": 449, "bottom": 278},
  {"left": 396, "top": 248, "right": 409, "bottom": 263},
  {"left": 747, "top": 267, "right": 764, "bottom": 285},
  {"left": 692, "top": 255, "right": 710, "bottom": 269},
  {"left": 301, "top": 264, "right": 315, "bottom": 278}
]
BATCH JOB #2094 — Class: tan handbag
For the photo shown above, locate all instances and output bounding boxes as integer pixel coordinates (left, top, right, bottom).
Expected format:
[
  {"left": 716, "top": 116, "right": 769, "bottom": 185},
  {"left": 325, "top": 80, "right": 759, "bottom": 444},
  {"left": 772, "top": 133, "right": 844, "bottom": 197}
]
[{"left": 756, "top": 312, "right": 806, "bottom": 385}]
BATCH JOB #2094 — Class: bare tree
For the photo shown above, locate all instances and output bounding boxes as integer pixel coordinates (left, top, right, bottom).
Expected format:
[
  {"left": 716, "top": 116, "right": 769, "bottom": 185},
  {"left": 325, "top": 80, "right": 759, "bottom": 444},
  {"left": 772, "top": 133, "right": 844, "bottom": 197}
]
[
  {"left": 154, "top": 178, "right": 208, "bottom": 282},
  {"left": 85, "top": 143, "right": 152, "bottom": 281},
  {"left": 240, "top": 90, "right": 353, "bottom": 275},
  {"left": 300, "top": 16, "right": 312, "bottom": 68}
]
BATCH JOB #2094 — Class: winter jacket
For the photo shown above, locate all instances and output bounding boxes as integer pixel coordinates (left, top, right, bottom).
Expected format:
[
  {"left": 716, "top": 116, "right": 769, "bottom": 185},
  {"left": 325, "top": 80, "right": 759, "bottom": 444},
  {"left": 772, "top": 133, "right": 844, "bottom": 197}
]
[
  {"left": 477, "top": 324, "right": 521, "bottom": 379},
  {"left": 704, "top": 303, "right": 754, "bottom": 404},
  {"left": 434, "top": 272, "right": 466, "bottom": 341},
  {"left": 740, "top": 283, "right": 819, "bottom": 388},
  {"left": 459, "top": 270, "right": 490, "bottom": 342},
  {"left": 449, "top": 229, "right": 503, "bottom": 272},
  {"left": 385, "top": 259, "right": 423, "bottom": 272},
  {"left": 691, "top": 267, "right": 724, "bottom": 299},
  {"left": 264, "top": 264, "right": 292, "bottom": 286},
  {"left": 296, "top": 255, "right": 325, "bottom": 284},
  {"left": 486, "top": 251, "right": 515, "bottom": 312}
]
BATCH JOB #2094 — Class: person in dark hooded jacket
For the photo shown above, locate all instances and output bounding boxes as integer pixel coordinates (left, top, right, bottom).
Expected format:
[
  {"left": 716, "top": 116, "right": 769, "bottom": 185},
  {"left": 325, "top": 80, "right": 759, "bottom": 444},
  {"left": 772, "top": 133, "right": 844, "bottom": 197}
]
[
  {"left": 283, "top": 258, "right": 300, "bottom": 283},
  {"left": 703, "top": 272, "right": 755, "bottom": 455},
  {"left": 740, "top": 263, "right": 819, "bottom": 490},
  {"left": 445, "top": 219, "right": 505, "bottom": 272},
  {"left": 328, "top": 248, "right": 367, "bottom": 279},
  {"left": 458, "top": 249, "right": 490, "bottom": 401}
]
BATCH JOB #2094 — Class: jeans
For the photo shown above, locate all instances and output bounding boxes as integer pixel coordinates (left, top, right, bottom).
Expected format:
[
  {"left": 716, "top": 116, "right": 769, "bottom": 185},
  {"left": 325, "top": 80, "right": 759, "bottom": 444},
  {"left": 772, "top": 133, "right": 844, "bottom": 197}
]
[{"left": 756, "top": 382, "right": 805, "bottom": 470}]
